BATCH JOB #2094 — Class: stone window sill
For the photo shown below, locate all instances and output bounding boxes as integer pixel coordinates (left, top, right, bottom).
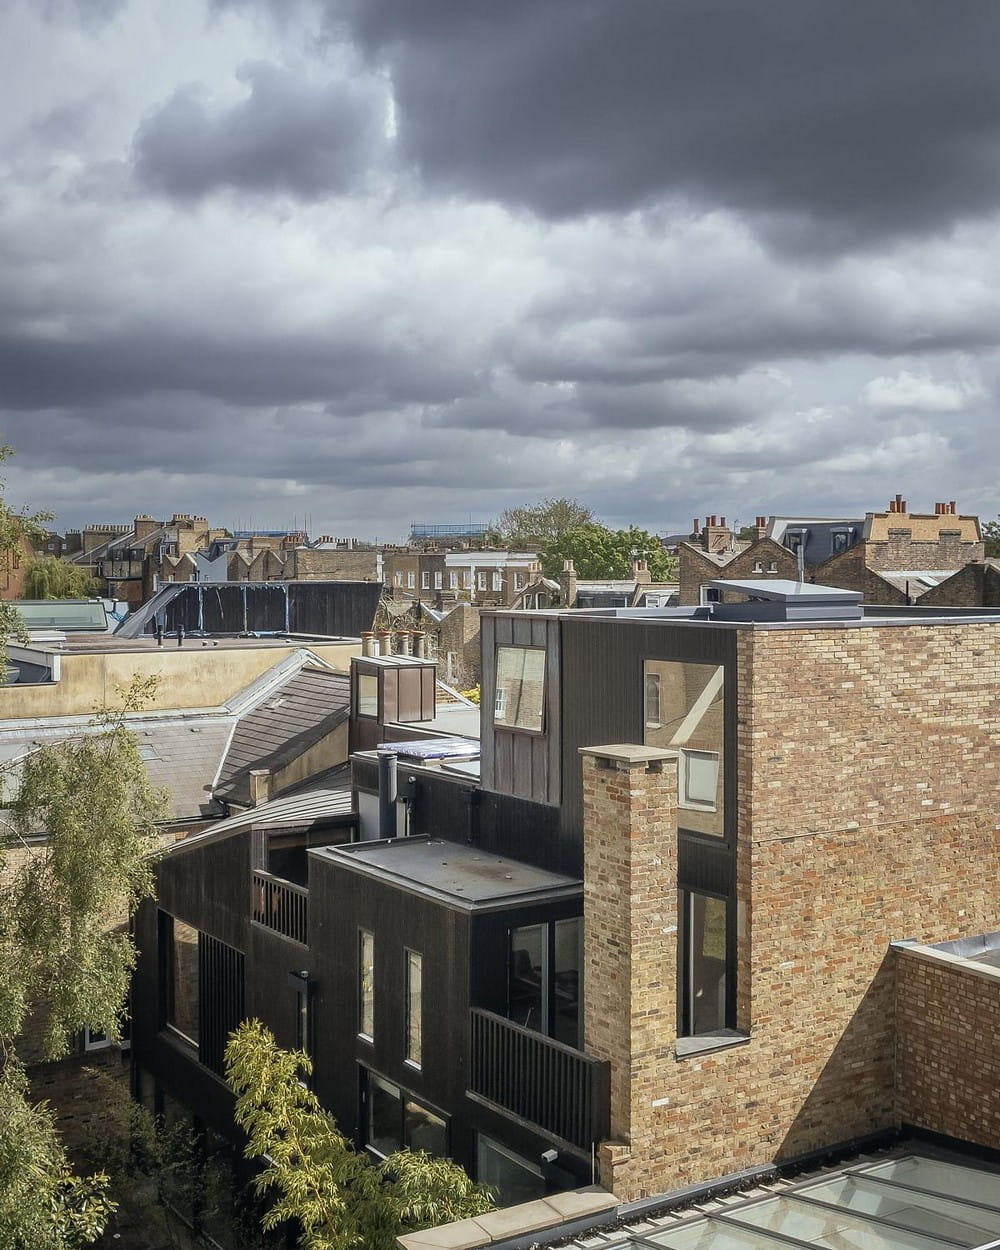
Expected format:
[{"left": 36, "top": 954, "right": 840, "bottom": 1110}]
[{"left": 675, "top": 1029, "right": 750, "bottom": 1059}]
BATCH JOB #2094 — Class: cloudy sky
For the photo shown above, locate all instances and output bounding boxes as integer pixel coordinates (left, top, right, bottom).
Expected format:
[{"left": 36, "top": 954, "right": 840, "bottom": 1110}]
[{"left": 3, "top": 0, "right": 1000, "bottom": 540}]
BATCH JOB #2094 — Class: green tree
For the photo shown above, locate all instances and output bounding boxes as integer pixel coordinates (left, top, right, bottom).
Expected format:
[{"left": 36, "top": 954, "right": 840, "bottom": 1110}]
[
  {"left": 0, "top": 676, "right": 165, "bottom": 1248},
  {"left": 493, "top": 497, "right": 595, "bottom": 549},
  {"left": 984, "top": 519, "right": 1000, "bottom": 559},
  {"left": 0, "top": 444, "right": 54, "bottom": 658},
  {"left": 225, "top": 1020, "right": 495, "bottom": 1250},
  {"left": 540, "top": 523, "right": 677, "bottom": 582},
  {"left": 23, "top": 557, "right": 98, "bottom": 600}
]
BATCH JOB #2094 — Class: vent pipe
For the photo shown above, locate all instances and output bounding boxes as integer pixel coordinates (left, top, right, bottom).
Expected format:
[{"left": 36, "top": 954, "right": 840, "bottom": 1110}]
[{"left": 377, "top": 750, "right": 398, "bottom": 839}]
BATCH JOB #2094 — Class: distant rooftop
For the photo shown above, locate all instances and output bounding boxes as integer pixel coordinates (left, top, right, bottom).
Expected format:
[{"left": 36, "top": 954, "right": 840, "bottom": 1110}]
[{"left": 410, "top": 522, "right": 491, "bottom": 538}]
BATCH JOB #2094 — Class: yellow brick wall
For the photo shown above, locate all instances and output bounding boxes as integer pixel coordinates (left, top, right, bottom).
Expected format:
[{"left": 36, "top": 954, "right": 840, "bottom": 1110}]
[{"left": 585, "top": 620, "right": 1000, "bottom": 1201}]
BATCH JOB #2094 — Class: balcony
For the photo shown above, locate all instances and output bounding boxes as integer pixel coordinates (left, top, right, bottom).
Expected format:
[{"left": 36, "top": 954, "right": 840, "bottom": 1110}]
[
  {"left": 468, "top": 1008, "right": 610, "bottom": 1152},
  {"left": 251, "top": 870, "right": 308, "bottom": 944}
]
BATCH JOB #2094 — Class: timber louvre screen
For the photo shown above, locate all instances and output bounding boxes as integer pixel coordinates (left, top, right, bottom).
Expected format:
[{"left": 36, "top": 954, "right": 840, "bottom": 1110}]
[{"left": 198, "top": 933, "right": 245, "bottom": 1075}]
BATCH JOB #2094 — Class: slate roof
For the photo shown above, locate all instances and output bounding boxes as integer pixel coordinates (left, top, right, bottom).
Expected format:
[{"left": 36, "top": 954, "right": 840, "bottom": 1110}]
[
  {"left": 214, "top": 666, "right": 350, "bottom": 805},
  {"left": 165, "top": 763, "right": 355, "bottom": 857}
]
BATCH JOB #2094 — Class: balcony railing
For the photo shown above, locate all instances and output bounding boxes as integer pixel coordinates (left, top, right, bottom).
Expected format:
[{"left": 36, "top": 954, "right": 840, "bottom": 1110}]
[
  {"left": 469, "top": 1008, "right": 610, "bottom": 1152},
  {"left": 252, "top": 870, "right": 308, "bottom": 944}
]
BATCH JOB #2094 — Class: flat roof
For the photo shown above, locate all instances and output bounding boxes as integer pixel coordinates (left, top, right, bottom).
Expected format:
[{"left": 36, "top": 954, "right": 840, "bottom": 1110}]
[
  {"left": 314, "top": 836, "right": 581, "bottom": 910},
  {"left": 26, "top": 633, "right": 350, "bottom": 656}
]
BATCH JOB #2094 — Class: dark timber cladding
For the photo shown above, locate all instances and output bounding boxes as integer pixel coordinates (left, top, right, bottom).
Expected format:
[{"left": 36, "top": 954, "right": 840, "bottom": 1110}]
[
  {"left": 557, "top": 614, "right": 738, "bottom": 848},
  {"left": 480, "top": 612, "right": 561, "bottom": 806}
]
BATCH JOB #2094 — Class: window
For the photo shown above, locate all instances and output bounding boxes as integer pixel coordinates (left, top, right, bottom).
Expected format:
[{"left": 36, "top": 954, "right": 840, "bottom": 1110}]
[
  {"left": 645, "top": 671, "right": 661, "bottom": 728},
  {"left": 446, "top": 651, "right": 458, "bottom": 682},
  {"left": 405, "top": 949, "right": 422, "bottom": 1067},
  {"left": 364, "top": 1070, "right": 448, "bottom": 1159},
  {"left": 295, "top": 974, "right": 312, "bottom": 1059},
  {"left": 407, "top": 572, "right": 415, "bottom": 588},
  {"left": 478, "top": 572, "right": 488, "bottom": 590},
  {"left": 164, "top": 915, "right": 199, "bottom": 1047},
  {"left": 367, "top": 1073, "right": 403, "bottom": 1156},
  {"left": 463, "top": 571, "right": 474, "bottom": 589},
  {"left": 421, "top": 571, "right": 430, "bottom": 589},
  {"left": 492, "top": 572, "right": 503, "bottom": 592},
  {"left": 507, "top": 917, "right": 582, "bottom": 1048},
  {"left": 513, "top": 573, "right": 524, "bottom": 590},
  {"left": 394, "top": 572, "right": 403, "bottom": 586},
  {"left": 832, "top": 529, "right": 852, "bottom": 554},
  {"left": 359, "top": 930, "right": 374, "bottom": 1040},
  {"left": 644, "top": 660, "right": 725, "bottom": 838},
  {"left": 83, "top": 1027, "right": 112, "bottom": 1052},
  {"left": 679, "top": 748, "right": 720, "bottom": 812},
  {"left": 434, "top": 571, "right": 443, "bottom": 590},
  {"left": 494, "top": 646, "right": 545, "bottom": 733},
  {"left": 768, "top": 561, "right": 778, "bottom": 573},
  {"left": 681, "top": 891, "right": 730, "bottom": 1036},
  {"left": 753, "top": 561, "right": 763, "bottom": 573},
  {"left": 357, "top": 673, "right": 378, "bottom": 718},
  {"left": 449, "top": 572, "right": 459, "bottom": 590}
]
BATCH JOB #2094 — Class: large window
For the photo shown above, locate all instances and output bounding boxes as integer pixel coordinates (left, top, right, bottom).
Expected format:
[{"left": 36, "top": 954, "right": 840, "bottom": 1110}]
[
  {"left": 644, "top": 660, "right": 724, "bottom": 837},
  {"left": 164, "top": 914, "right": 199, "bottom": 1047},
  {"left": 681, "top": 890, "right": 730, "bottom": 1036},
  {"left": 363, "top": 1070, "right": 448, "bottom": 1159},
  {"left": 508, "top": 917, "right": 582, "bottom": 1047},
  {"left": 359, "top": 930, "right": 374, "bottom": 1040},
  {"left": 494, "top": 646, "right": 546, "bottom": 733},
  {"left": 405, "top": 949, "right": 422, "bottom": 1067}
]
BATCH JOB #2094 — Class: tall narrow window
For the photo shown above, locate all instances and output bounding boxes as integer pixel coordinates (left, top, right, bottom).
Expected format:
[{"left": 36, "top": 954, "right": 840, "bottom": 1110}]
[
  {"left": 357, "top": 673, "right": 378, "bottom": 718},
  {"left": 359, "top": 930, "right": 374, "bottom": 1040},
  {"left": 681, "top": 891, "right": 729, "bottom": 1036},
  {"left": 405, "top": 950, "right": 422, "bottom": 1067},
  {"left": 644, "top": 671, "right": 661, "bottom": 728},
  {"left": 165, "top": 916, "right": 199, "bottom": 1047}
]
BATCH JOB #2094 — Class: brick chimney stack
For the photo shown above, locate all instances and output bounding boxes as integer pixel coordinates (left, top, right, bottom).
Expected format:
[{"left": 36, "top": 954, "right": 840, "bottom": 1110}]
[
  {"left": 558, "top": 558, "right": 578, "bottom": 607},
  {"left": 581, "top": 743, "right": 678, "bottom": 1201},
  {"left": 702, "top": 514, "right": 733, "bottom": 554}
]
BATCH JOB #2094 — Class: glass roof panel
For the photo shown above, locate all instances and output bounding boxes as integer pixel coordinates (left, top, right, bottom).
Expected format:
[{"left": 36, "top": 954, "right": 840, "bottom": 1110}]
[
  {"left": 643, "top": 1218, "right": 799, "bottom": 1250},
  {"left": 799, "top": 1176, "right": 1000, "bottom": 1246},
  {"left": 724, "top": 1193, "right": 961, "bottom": 1250},
  {"left": 857, "top": 1159, "right": 1000, "bottom": 1212}
]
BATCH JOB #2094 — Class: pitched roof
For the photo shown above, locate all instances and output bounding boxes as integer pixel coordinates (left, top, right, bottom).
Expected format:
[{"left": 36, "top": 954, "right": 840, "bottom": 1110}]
[{"left": 214, "top": 666, "right": 350, "bottom": 805}]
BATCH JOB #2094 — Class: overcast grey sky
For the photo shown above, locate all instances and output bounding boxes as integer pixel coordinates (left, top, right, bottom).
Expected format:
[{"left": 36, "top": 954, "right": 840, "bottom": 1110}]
[{"left": 3, "top": 0, "right": 1000, "bottom": 539}]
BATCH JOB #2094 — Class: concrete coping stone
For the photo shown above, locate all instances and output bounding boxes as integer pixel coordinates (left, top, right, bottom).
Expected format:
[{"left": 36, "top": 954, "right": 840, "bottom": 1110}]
[
  {"left": 578, "top": 744, "right": 678, "bottom": 765},
  {"left": 395, "top": 1189, "right": 618, "bottom": 1250}
]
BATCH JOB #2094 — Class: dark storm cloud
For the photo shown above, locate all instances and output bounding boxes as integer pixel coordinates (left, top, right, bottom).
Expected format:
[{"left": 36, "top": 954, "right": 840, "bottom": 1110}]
[
  {"left": 330, "top": 0, "right": 1000, "bottom": 250},
  {"left": 133, "top": 60, "right": 388, "bottom": 198},
  {"left": 0, "top": 326, "right": 473, "bottom": 411}
]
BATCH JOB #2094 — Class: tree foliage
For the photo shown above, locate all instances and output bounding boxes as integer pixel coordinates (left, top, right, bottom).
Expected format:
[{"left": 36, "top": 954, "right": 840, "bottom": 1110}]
[
  {"left": 984, "top": 519, "right": 1000, "bottom": 559},
  {"left": 492, "top": 497, "right": 594, "bottom": 549},
  {"left": 226, "top": 1020, "right": 495, "bottom": 1250},
  {"left": 0, "top": 676, "right": 165, "bottom": 1247},
  {"left": 24, "top": 558, "right": 98, "bottom": 601},
  {"left": 540, "top": 523, "right": 677, "bottom": 582},
  {"left": 0, "top": 443, "right": 54, "bottom": 659}
]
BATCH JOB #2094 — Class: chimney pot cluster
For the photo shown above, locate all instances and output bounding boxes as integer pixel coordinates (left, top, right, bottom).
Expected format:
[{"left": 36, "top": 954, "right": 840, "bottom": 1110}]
[
  {"left": 888, "top": 494, "right": 908, "bottom": 514},
  {"left": 933, "top": 500, "right": 958, "bottom": 515}
]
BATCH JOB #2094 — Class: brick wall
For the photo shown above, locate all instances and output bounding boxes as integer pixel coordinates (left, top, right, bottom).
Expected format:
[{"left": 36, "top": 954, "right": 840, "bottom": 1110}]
[
  {"left": 895, "top": 945, "right": 1000, "bottom": 1150},
  {"left": 582, "top": 746, "right": 678, "bottom": 1192},
  {"left": 810, "top": 545, "right": 906, "bottom": 604},
  {"left": 583, "top": 619, "right": 1000, "bottom": 1201},
  {"left": 436, "top": 602, "right": 482, "bottom": 686},
  {"left": 918, "top": 562, "right": 1000, "bottom": 607},
  {"left": 678, "top": 540, "right": 798, "bottom": 606},
  {"left": 289, "top": 549, "right": 381, "bottom": 580}
]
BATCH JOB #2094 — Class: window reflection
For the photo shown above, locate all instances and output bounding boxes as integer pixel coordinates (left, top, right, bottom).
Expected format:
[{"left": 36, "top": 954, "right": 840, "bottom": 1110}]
[{"left": 644, "top": 660, "right": 724, "bottom": 836}]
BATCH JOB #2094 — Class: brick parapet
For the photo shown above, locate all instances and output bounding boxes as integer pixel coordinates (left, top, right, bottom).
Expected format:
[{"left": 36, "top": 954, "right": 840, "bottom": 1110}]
[{"left": 895, "top": 945, "right": 1000, "bottom": 1150}]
